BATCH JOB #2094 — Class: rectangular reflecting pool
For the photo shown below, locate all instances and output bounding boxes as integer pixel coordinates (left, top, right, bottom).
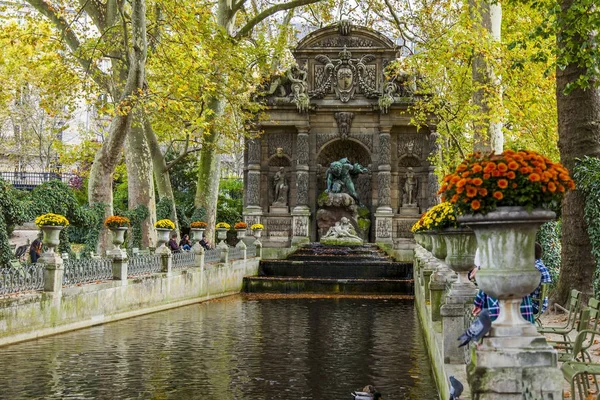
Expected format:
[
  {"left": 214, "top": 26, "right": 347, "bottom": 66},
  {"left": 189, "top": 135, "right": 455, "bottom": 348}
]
[{"left": 0, "top": 295, "right": 439, "bottom": 399}]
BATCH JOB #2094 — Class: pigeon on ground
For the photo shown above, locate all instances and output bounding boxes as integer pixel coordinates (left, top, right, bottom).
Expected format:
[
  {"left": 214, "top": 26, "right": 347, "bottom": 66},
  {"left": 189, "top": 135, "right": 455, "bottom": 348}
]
[
  {"left": 458, "top": 308, "right": 492, "bottom": 347},
  {"left": 449, "top": 376, "right": 463, "bottom": 399},
  {"left": 351, "top": 385, "right": 383, "bottom": 399}
]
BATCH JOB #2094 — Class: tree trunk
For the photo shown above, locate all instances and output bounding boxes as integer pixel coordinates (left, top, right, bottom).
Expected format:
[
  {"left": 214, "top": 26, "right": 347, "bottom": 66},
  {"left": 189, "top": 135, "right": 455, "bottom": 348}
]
[
  {"left": 194, "top": 126, "right": 222, "bottom": 244},
  {"left": 470, "top": 0, "right": 503, "bottom": 154},
  {"left": 87, "top": 0, "right": 147, "bottom": 254},
  {"left": 551, "top": 0, "right": 600, "bottom": 306},
  {"left": 125, "top": 117, "right": 156, "bottom": 248},
  {"left": 143, "top": 117, "right": 179, "bottom": 233}
]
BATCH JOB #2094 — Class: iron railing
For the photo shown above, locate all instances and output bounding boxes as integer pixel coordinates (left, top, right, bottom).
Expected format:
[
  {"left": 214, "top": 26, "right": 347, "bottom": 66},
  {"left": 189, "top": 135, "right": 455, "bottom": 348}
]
[
  {"left": 172, "top": 251, "right": 196, "bottom": 270},
  {"left": 204, "top": 248, "right": 221, "bottom": 263},
  {"left": 247, "top": 244, "right": 256, "bottom": 258},
  {"left": 0, "top": 263, "right": 45, "bottom": 296},
  {"left": 128, "top": 254, "right": 162, "bottom": 277},
  {"left": 0, "top": 171, "right": 78, "bottom": 191},
  {"left": 229, "top": 247, "right": 244, "bottom": 260},
  {"left": 63, "top": 257, "right": 112, "bottom": 286}
]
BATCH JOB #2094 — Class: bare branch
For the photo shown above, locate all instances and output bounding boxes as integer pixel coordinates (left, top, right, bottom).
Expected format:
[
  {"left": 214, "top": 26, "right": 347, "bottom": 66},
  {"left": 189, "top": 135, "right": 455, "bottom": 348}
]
[{"left": 234, "top": 0, "right": 322, "bottom": 39}]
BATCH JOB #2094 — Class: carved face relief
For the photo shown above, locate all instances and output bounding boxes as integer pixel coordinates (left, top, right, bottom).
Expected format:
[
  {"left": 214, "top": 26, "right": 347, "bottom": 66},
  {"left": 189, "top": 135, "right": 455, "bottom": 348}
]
[{"left": 337, "top": 67, "right": 353, "bottom": 91}]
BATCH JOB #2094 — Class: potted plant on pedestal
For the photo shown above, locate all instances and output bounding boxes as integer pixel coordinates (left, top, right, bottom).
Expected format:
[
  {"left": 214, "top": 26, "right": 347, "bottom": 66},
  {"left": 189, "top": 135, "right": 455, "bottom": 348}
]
[
  {"left": 104, "top": 216, "right": 131, "bottom": 251},
  {"left": 234, "top": 222, "right": 248, "bottom": 239},
  {"left": 215, "top": 222, "right": 230, "bottom": 245},
  {"left": 251, "top": 223, "right": 264, "bottom": 238},
  {"left": 155, "top": 219, "right": 175, "bottom": 251},
  {"left": 35, "top": 213, "right": 69, "bottom": 254},
  {"left": 439, "top": 149, "right": 575, "bottom": 336},
  {"left": 190, "top": 221, "right": 207, "bottom": 243}
]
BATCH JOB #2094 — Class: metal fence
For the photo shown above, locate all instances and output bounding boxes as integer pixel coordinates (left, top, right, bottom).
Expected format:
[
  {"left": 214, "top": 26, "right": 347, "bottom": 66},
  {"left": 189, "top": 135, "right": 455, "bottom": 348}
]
[
  {"left": 128, "top": 254, "right": 162, "bottom": 277},
  {"left": 0, "top": 263, "right": 45, "bottom": 296},
  {"left": 172, "top": 251, "right": 196, "bottom": 270},
  {"left": 0, "top": 171, "right": 78, "bottom": 191},
  {"left": 247, "top": 244, "right": 256, "bottom": 258},
  {"left": 63, "top": 257, "right": 112, "bottom": 286},
  {"left": 204, "top": 248, "right": 221, "bottom": 263},
  {"left": 229, "top": 247, "right": 243, "bottom": 260}
]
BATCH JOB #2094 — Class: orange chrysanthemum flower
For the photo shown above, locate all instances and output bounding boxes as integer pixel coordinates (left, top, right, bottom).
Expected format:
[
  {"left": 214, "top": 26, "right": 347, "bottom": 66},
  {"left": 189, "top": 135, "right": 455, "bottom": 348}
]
[
  {"left": 451, "top": 194, "right": 459, "bottom": 203},
  {"left": 498, "top": 179, "right": 509, "bottom": 189},
  {"left": 506, "top": 171, "right": 516, "bottom": 180},
  {"left": 529, "top": 173, "right": 541, "bottom": 182},
  {"left": 466, "top": 186, "right": 478, "bottom": 198},
  {"left": 483, "top": 173, "right": 490, "bottom": 180},
  {"left": 548, "top": 182, "right": 556, "bottom": 193},
  {"left": 497, "top": 163, "right": 508, "bottom": 172},
  {"left": 472, "top": 178, "right": 483, "bottom": 186},
  {"left": 478, "top": 188, "right": 488, "bottom": 197},
  {"left": 462, "top": 171, "right": 470, "bottom": 178},
  {"left": 472, "top": 164, "right": 483, "bottom": 173},
  {"left": 492, "top": 170, "right": 501, "bottom": 177},
  {"left": 493, "top": 191, "right": 504, "bottom": 200},
  {"left": 508, "top": 161, "right": 519, "bottom": 170},
  {"left": 456, "top": 178, "right": 467, "bottom": 188},
  {"left": 471, "top": 200, "right": 481, "bottom": 210}
]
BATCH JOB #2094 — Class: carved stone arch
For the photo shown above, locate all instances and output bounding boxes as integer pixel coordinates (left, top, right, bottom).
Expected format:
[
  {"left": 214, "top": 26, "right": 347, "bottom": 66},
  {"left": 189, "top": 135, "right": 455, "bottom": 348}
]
[
  {"left": 267, "top": 154, "right": 292, "bottom": 168},
  {"left": 296, "top": 24, "right": 396, "bottom": 50},
  {"left": 316, "top": 139, "right": 373, "bottom": 207},
  {"left": 398, "top": 154, "right": 422, "bottom": 168}
]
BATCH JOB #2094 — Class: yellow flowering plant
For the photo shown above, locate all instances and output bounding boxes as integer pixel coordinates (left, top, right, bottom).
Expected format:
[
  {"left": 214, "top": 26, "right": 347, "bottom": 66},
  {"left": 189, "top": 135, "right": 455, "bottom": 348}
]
[
  {"left": 155, "top": 219, "right": 175, "bottom": 230},
  {"left": 251, "top": 223, "right": 264, "bottom": 230},
  {"left": 411, "top": 202, "right": 458, "bottom": 232},
  {"left": 35, "top": 213, "right": 69, "bottom": 228},
  {"left": 216, "top": 222, "right": 231, "bottom": 229}
]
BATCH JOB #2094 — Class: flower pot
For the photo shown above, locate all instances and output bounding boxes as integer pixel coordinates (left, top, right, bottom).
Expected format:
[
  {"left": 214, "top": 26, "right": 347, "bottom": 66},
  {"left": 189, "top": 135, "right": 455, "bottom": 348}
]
[
  {"left": 156, "top": 228, "right": 171, "bottom": 250},
  {"left": 236, "top": 229, "right": 246, "bottom": 239},
  {"left": 421, "top": 232, "right": 433, "bottom": 252},
  {"left": 458, "top": 206, "right": 555, "bottom": 335},
  {"left": 41, "top": 225, "right": 63, "bottom": 253},
  {"left": 253, "top": 229, "right": 263, "bottom": 239},
  {"left": 190, "top": 228, "right": 205, "bottom": 242},
  {"left": 216, "top": 228, "right": 228, "bottom": 243},
  {"left": 442, "top": 228, "right": 477, "bottom": 283},
  {"left": 110, "top": 227, "right": 128, "bottom": 249},
  {"left": 430, "top": 232, "right": 447, "bottom": 260},
  {"left": 413, "top": 232, "right": 424, "bottom": 247}
]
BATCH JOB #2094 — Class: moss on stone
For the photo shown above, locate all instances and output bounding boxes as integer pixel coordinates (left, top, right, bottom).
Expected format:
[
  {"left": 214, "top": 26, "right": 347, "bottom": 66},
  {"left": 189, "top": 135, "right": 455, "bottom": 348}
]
[
  {"left": 357, "top": 218, "right": 371, "bottom": 232},
  {"left": 318, "top": 191, "right": 329, "bottom": 204},
  {"left": 358, "top": 205, "right": 371, "bottom": 219}
]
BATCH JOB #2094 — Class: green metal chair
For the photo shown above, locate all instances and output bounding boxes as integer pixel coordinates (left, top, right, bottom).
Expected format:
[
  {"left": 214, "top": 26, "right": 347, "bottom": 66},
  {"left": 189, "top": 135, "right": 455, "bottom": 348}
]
[
  {"left": 551, "top": 299, "right": 600, "bottom": 362},
  {"left": 532, "top": 282, "right": 551, "bottom": 326},
  {"left": 538, "top": 289, "right": 582, "bottom": 342}
]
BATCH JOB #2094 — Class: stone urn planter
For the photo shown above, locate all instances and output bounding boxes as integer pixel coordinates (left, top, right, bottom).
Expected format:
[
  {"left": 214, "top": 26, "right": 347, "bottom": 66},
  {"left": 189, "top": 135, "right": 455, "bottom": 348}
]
[
  {"left": 216, "top": 228, "right": 228, "bottom": 244},
  {"left": 236, "top": 229, "right": 246, "bottom": 240},
  {"left": 458, "top": 206, "right": 555, "bottom": 337},
  {"left": 40, "top": 225, "right": 63, "bottom": 253},
  {"left": 421, "top": 232, "right": 434, "bottom": 252},
  {"left": 190, "top": 228, "right": 205, "bottom": 243},
  {"left": 253, "top": 229, "right": 263, "bottom": 239},
  {"left": 442, "top": 228, "right": 477, "bottom": 284},
  {"left": 110, "top": 227, "right": 128, "bottom": 250},
  {"left": 155, "top": 228, "right": 171, "bottom": 251},
  {"left": 429, "top": 232, "right": 447, "bottom": 260},
  {"left": 413, "top": 232, "right": 425, "bottom": 247}
]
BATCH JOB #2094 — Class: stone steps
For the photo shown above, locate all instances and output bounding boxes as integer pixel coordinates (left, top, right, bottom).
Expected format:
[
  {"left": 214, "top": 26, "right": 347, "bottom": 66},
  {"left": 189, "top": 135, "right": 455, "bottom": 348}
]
[{"left": 243, "top": 276, "right": 414, "bottom": 294}]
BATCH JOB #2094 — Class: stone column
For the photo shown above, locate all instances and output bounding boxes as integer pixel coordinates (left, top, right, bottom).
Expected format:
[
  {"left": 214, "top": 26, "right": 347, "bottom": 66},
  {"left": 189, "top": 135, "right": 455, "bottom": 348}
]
[
  {"left": 160, "top": 253, "right": 172, "bottom": 275},
  {"left": 292, "top": 127, "right": 311, "bottom": 245},
  {"left": 110, "top": 253, "right": 128, "bottom": 284},
  {"left": 42, "top": 251, "right": 63, "bottom": 295},
  {"left": 244, "top": 138, "right": 263, "bottom": 229},
  {"left": 375, "top": 126, "right": 393, "bottom": 244},
  {"left": 194, "top": 245, "right": 205, "bottom": 269},
  {"left": 218, "top": 241, "right": 229, "bottom": 263}
]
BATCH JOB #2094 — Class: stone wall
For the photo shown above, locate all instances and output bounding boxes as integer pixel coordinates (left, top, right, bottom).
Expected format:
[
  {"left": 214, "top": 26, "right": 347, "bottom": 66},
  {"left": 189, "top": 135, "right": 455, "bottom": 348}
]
[{"left": 0, "top": 259, "right": 259, "bottom": 347}]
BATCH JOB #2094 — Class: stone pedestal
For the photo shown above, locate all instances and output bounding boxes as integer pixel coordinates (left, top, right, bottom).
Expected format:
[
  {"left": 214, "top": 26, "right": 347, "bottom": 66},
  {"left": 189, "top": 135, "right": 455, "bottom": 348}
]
[
  {"left": 42, "top": 252, "right": 63, "bottom": 295},
  {"left": 160, "top": 253, "right": 172, "bottom": 275},
  {"left": 110, "top": 253, "right": 128, "bottom": 283},
  {"left": 399, "top": 205, "right": 419, "bottom": 216},
  {"left": 269, "top": 205, "right": 289, "bottom": 214},
  {"left": 194, "top": 246, "right": 205, "bottom": 268},
  {"left": 291, "top": 206, "right": 311, "bottom": 245},
  {"left": 375, "top": 212, "right": 393, "bottom": 244},
  {"left": 429, "top": 273, "right": 446, "bottom": 323},
  {"left": 218, "top": 241, "right": 229, "bottom": 263}
]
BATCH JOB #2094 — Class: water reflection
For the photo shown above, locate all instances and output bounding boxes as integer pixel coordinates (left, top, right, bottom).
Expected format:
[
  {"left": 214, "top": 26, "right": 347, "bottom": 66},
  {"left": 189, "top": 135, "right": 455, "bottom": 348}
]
[{"left": 0, "top": 296, "right": 438, "bottom": 399}]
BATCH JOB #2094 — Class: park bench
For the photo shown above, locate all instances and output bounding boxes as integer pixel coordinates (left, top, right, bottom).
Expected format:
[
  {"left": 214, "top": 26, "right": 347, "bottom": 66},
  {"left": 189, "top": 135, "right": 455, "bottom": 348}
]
[{"left": 538, "top": 289, "right": 582, "bottom": 342}]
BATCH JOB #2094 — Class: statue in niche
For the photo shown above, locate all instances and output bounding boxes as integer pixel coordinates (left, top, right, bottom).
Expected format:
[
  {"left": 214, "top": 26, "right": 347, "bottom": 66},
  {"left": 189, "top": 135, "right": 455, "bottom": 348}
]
[
  {"left": 322, "top": 217, "right": 362, "bottom": 241},
  {"left": 325, "top": 158, "right": 369, "bottom": 205},
  {"left": 402, "top": 167, "right": 418, "bottom": 206},
  {"left": 334, "top": 112, "right": 354, "bottom": 140},
  {"left": 272, "top": 167, "right": 289, "bottom": 206},
  {"left": 288, "top": 62, "right": 309, "bottom": 113}
]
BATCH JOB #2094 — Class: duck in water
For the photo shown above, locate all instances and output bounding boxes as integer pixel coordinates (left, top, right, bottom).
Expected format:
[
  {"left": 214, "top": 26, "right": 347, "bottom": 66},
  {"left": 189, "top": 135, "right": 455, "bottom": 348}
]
[{"left": 351, "top": 385, "right": 383, "bottom": 399}]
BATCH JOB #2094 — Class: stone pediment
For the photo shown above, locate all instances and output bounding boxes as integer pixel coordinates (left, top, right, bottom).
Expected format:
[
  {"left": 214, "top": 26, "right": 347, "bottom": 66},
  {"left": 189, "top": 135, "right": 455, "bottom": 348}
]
[{"left": 296, "top": 22, "right": 396, "bottom": 51}]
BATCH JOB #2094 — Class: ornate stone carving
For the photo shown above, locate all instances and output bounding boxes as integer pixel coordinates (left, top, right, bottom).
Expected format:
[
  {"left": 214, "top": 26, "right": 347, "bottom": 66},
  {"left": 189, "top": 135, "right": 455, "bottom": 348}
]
[
  {"left": 296, "top": 133, "right": 309, "bottom": 165},
  {"left": 377, "top": 172, "right": 391, "bottom": 207},
  {"left": 244, "top": 215, "right": 260, "bottom": 228},
  {"left": 338, "top": 20, "right": 352, "bottom": 36},
  {"left": 296, "top": 171, "right": 309, "bottom": 206},
  {"left": 246, "top": 171, "right": 261, "bottom": 206},
  {"left": 317, "top": 140, "right": 371, "bottom": 170},
  {"left": 427, "top": 169, "right": 440, "bottom": 209},
  {"left": 334, "top": 112, "right": 354, "bottom": 140},
  {"left": 310, "top": 47, "right": 379, "bottom": 102},
  {"left": 268, "top": 156, "right": 291, "bottom": 168},
  {"left": 379, "top": 133, "right": 391, "bottom": 165},
  {"left": 398, "top": 133, "right": 424, "bottom": 167},
  {"left": 352, "top": 133, "right": 373, "bottom": 152},
  {"left": 429, "top": 131, "right": 441, "bottom": 158},
  {"left": 316, "top": 133, "right": 338, "bottom": 150},
  {"left": 313, "top": 37, "right": 377, "bottom": 48},
  {"left": 293, "top": 217, "right": 308, "bottom": 237},
  {"left": 268, "top": 133, "right": 292, "bottom": 157},
  {"left": 288, "top": 63, "right": 309, "bottom": 113},
  {"left": 401, "top": 167, "right": 418, "bottom": 206},
  {"left": 247, "top": 139, "right": 261, "bottom": 164},
  {"left": 376, "top": 218, "right": 392, "bottom": 238},
  {"left": 272, "top": 167, "right": 289, "bottom": 206},
  {"left": 267, "top": 218, "right": 291, "bottom": 236},
  {"left": 396, "top": 219, "right": 416, "bottom": 238},
  {"left": 321, "top": 217, "right": 363, "bottom": 245}
]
